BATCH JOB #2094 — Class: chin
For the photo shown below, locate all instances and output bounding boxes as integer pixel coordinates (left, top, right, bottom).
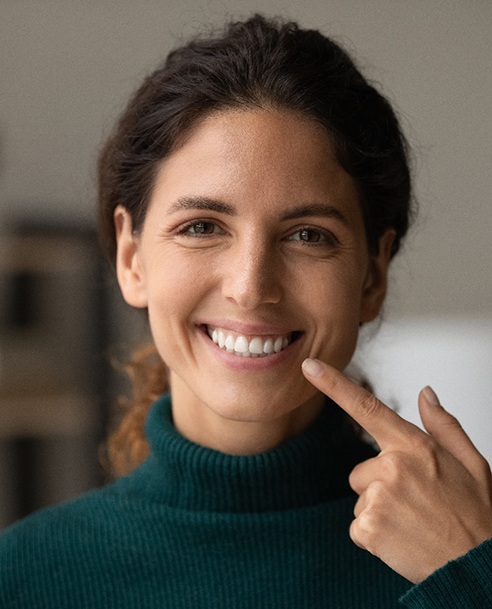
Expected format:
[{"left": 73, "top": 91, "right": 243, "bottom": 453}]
[{"left": 202, "top": 384, "right": 322, "bottom": 424}]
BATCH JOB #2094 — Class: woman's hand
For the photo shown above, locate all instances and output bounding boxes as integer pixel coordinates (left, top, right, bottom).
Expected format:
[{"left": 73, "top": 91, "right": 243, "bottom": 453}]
[{"left": 302, "top": 358, "right": 492, "bottom": 584}]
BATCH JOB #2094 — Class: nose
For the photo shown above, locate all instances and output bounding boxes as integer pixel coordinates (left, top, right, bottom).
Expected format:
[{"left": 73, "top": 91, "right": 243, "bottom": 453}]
[{"left": 221, "top": 239, "right": 283, "bottom": 310}]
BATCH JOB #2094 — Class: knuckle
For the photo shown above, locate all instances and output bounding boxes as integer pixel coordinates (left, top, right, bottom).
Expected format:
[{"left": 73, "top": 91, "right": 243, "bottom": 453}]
[
  {"left": 377, "top": 453, "right": 406, "bottom": 485},
  {"left": 358, "top": 510, "right": 376, "bottom": 533},
  {"left": 385, "top": 435, "right": 441, "bottom": 482},
  {"left": 475, "top": 455, "right": 492, "bottom": 481},
  {"left": 348, "top": 518, "right": 359, "bottom": 545},
  {"left": 348, "top": 462, "right": 365, "bottom": 491},
  {"left": 413, "top": 438, "right": 442, "bottom": 481},
  {"left": 413, "top": 430, "right": 433, "bottom": 449},
  {"left": 365, "top": 479, "right": 386, "bottom": 499},
  {"left": 349, "top": 518, "right": 367, "bottom": 549},
  {"left": 354, "top": 393, "right": 381, "bottom": 421},
  {"left": 413, "top": 432, "right": 437, "bottom": 458},
  {"left": 351, "top": 510, "right": 381, "bottom": 555},
  {"left": 323, "top": 370, "right": 346, "bottom": 395},
  {"left": 441, "top": 411, "right": 464, "bottom": 433},
  {"left": 348, "top": 469, "right": 358, "bottom": 492}
]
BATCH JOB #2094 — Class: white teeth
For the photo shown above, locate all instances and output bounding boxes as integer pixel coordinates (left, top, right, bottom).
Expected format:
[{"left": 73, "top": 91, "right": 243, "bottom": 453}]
[
  {"left": 249, "top": 337, "right": 264, "bottom": 354},
  {"left": 234, "top": 336, "right": 249, "bottom": 353},
  {"left": 225, "top": 335, "right": 235, "bottom": 352},
  {"left": 206, "top": 326, "right": 294, "bottom": 358}
]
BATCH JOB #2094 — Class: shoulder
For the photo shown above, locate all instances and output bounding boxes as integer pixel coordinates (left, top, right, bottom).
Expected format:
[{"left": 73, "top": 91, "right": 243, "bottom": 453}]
[
  {"left": 0, "top": 482, "right": 131, "bottom": 605},
  {"left": 2, "top": 457, "right": 158, "bottom": 531},
  {"left": 0, "top": 469, "right": 153, "bottom": 555},
  {"left": 0, "top": 485, "right": 109, "bottom": 558}
]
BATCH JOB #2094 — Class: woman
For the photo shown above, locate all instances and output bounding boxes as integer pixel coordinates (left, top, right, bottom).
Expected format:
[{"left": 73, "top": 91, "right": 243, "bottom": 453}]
[{"left": 1, "top": 14, "right": 491, "bottom": 608}]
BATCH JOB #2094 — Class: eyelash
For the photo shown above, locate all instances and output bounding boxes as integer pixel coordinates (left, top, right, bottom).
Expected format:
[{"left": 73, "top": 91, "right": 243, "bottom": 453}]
[
  {"left": 176, "top": 220, "right": 225, "bottom": 237},
  {"left": 286, "top": 226, "right": 340, "bottom": 247},
  {"left": 176, "top": 220, "right": 339, "bottom": 247}
]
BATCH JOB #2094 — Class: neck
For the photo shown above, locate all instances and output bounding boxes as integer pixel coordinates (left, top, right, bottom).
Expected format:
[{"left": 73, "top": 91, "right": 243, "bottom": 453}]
[
  {"left": 142, "top": 394, "right": 370, "bottom": 512},
  {"left": 169, "top": 373, "right": 326, "bottom": 455}
]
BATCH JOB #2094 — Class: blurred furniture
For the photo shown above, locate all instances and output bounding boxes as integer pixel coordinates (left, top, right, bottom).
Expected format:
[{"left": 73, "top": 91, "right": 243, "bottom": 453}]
[{"left": 0, "top": 224, "right": 111, "bottom": 528}]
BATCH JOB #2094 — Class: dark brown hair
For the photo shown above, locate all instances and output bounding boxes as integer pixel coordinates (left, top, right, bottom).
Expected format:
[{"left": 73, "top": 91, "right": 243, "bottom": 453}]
[{"left": 99, "top": 14, "right": 413, "bottom": 476}]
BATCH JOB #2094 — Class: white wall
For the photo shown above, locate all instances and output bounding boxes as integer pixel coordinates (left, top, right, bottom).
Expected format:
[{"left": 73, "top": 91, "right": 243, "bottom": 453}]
[
  {"left": 1, "top": 1, "right": 491, "bottom": 456},
  {"left": 353, "top": 317, "right": 492, "bottom": 463}
]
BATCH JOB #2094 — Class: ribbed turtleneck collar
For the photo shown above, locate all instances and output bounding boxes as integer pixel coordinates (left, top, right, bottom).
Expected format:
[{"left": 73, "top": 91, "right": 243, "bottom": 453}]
[{"left": 139, "top": 395, "right": 376, "bottom": 513}]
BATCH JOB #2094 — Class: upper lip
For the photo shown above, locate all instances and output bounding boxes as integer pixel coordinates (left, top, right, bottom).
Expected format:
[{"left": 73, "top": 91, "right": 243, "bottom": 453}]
[{"left": 199, "top": 320, "right": 299, "bottom": 336}]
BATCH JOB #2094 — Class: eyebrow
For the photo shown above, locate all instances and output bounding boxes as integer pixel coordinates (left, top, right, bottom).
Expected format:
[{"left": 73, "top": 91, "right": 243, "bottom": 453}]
[
  {"left": 167, "top": 196, "right": 237, "bottom": 216},
  {"left": 167, "top": 196, "right": 348, "bottom": 225},
  {"left": 280, "top": 203, "right": 348, "bottom": 225}
]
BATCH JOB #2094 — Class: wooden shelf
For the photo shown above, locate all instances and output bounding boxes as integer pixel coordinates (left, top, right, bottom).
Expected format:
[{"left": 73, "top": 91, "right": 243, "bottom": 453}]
[
  {"left": 0, "top": 391, "right": 98, "bottom": 437},
  {"left": 0, "top": 234, "right": 94, "bottom": 273}
]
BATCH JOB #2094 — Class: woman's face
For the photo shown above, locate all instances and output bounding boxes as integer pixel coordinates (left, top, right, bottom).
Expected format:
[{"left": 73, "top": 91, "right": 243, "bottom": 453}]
[{"left": 115, "top": 108, "right": 393, "bottom": 444}]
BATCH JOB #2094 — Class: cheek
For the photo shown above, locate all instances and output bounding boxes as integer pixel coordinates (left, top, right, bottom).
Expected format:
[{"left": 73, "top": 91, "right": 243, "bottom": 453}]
[
  {"left": 145, "top": 250, "right": 198, "bottom": 307},
  {"left": 300, "top": 265, "right": 366, "bottom": 366},
  {"left": 143, "top": 252, "right": 218, "bottom": 369},
  {"left": 301, "top": 262, "right": 366, "bottom": 321},
  {"left": 144, "top": 263, "right": 196, "bottom": 344}
]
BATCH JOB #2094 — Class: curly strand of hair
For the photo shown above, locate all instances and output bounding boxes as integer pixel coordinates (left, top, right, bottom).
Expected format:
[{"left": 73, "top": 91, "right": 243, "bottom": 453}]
[{"left": 104, "top": 343, "right": 168, "bottom": 478}]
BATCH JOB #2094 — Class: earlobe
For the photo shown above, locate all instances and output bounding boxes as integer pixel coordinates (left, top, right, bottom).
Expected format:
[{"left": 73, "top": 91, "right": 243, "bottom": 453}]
[
  {"left": 360, "top": 229, "right": 396, "bottom": 323},
  {"left": 114, "top": 205, "right": 148, "bottom": 308}
]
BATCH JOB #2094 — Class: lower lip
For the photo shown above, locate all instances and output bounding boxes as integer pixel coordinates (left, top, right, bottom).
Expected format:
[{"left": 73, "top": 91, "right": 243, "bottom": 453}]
[{"left": 197, "top": 327, "right": 303, "bottom": 371}]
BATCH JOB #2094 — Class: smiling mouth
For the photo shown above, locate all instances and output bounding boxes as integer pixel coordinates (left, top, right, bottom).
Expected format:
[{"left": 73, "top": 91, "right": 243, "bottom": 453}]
[{"left": 204, "top": 325, "right": 302, "bottom": 358}]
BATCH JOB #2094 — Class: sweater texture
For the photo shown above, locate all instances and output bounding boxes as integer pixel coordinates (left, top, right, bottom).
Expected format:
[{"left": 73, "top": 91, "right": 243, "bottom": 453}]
[{"left": 1, "top": 394, "right": 491, "bottom": 608}]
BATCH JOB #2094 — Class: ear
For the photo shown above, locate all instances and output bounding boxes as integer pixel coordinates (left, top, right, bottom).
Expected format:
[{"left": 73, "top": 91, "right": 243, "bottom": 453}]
[
  {"left": 114, "top": 205, "right": 148, "bottom": 308},
  {"left": 360, "top": 229, "right": 396, "bottom": 324}
]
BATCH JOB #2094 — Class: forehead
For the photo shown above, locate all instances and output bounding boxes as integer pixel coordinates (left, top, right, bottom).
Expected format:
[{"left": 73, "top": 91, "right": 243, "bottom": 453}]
[{"left": 149, "top": 108, "right": 360, "bottom": 218}]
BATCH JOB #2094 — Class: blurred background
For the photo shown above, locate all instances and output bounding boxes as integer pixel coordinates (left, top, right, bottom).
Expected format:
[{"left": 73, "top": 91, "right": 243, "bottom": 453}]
[{"left": 0, "top": 0, "right": 491, "bottom": 529}]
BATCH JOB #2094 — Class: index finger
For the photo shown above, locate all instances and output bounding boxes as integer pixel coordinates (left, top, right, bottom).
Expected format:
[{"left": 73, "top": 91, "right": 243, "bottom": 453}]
[{"left": 302, "top": 357, "right": 418, "bottom": 448}]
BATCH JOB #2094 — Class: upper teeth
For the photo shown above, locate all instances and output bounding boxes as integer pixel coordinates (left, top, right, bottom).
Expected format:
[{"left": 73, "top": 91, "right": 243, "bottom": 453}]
[{"left": 207, "top": 326, "right": 291, "bottom": 357}]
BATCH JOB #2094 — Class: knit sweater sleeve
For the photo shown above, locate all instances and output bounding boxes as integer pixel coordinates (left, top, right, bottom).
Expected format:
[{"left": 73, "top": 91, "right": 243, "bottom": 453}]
[{"left": 399, "top": 538, "right": 492, "bottom": 608}]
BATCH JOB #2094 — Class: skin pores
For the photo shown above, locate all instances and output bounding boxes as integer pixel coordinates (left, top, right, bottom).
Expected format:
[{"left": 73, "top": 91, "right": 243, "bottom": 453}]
[{"left": 115, "top": 108, "right": 393, "bottom": 454}]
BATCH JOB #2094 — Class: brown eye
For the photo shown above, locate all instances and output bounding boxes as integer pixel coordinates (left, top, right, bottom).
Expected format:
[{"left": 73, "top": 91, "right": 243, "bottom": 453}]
[
  {"left": 289, "top": 228, "right": 335, "bottom": 244},
  {"left": 299, "top": 229, "right": 321, "bottom": 242},
  {"left": 181, "top": 221, "right": 222, "bottom": 235},
  {"left": 286, "top": 226, "right": 341, "bottom": 249},
  {"left": 190, "top": 222, "right": 213, "bottom": 234}
]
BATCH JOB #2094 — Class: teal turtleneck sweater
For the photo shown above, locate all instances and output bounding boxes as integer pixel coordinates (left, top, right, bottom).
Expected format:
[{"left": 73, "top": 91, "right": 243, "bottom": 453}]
[{"left": 1, "top": 395, "right": 491, "bottom": 608}]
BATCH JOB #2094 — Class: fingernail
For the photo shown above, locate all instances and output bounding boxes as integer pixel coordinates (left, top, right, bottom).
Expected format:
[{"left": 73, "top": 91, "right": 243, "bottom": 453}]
[
  {"left": 302, "top": 358, "right": 323, "bottom": 377},
  {"left": 423, "top": 385, "right": 441, "bottom": 407}
]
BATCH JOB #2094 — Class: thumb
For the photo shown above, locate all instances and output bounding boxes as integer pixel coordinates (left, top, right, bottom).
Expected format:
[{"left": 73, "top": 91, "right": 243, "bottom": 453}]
[{"left": 419, "top": 386, "right": 482, "bottom": 473}]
